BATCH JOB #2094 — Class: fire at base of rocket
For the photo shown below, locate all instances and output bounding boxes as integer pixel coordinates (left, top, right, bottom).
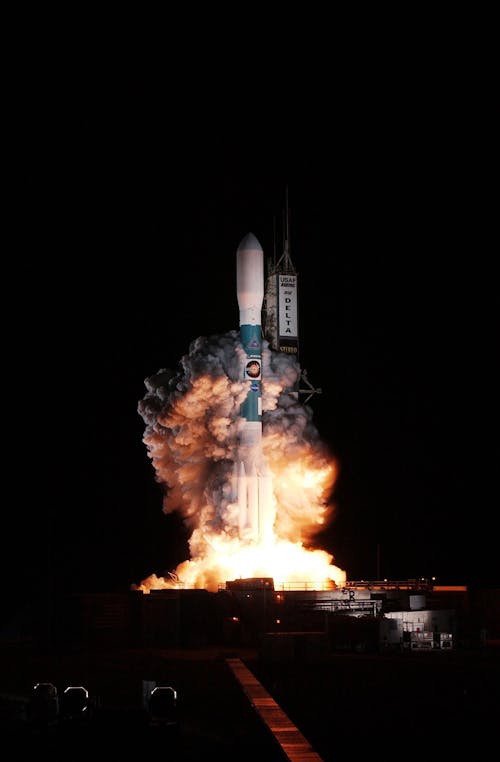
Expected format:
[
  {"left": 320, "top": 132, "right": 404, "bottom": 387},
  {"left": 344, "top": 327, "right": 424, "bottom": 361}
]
[{"left": 233, "top": 233, "right": 276, "bottom": 544}]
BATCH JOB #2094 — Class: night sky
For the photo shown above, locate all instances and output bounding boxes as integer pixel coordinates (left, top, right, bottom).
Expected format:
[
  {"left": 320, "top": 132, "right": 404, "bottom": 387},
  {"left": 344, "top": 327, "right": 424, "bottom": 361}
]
[{"left": 6, "top": 51, "right": 498, "bottom": 621}]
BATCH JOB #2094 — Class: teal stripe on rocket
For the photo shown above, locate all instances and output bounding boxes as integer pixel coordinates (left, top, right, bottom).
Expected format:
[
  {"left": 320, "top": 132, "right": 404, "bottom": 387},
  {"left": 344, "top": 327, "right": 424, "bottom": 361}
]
[{"left": 240, "top": 323, "right": 262, "bottom": 423}]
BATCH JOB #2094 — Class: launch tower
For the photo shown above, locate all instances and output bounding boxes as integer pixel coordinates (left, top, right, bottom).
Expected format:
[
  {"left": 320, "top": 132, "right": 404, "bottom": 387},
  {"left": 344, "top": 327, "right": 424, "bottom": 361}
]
[{"left": 263, "top": 188, "right": 321, "bottom": 403}]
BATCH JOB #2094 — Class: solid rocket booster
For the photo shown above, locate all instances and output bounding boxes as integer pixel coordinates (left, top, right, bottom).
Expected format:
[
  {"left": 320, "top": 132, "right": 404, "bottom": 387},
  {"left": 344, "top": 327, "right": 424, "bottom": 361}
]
[{"left": 235, "top": 233, "right": 274, "bottom": 543}]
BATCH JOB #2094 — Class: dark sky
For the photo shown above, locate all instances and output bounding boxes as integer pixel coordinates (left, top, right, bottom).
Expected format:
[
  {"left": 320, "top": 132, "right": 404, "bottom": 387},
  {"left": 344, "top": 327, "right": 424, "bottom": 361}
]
[{"left": 6, "top": 51, "right": 498, "bottom": 617}]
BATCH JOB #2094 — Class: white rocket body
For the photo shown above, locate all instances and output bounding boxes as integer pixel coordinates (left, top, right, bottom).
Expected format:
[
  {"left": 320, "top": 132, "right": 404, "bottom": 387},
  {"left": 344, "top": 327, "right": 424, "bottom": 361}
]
[{"left": 234, "top": 233, "right": 275, "bottom": 543}]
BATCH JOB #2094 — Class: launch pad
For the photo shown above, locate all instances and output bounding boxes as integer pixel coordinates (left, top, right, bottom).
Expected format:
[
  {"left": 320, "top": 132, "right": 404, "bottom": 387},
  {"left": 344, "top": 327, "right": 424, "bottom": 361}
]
[{"left": 25, "top": 576, "right": 497, "bottom": 659}]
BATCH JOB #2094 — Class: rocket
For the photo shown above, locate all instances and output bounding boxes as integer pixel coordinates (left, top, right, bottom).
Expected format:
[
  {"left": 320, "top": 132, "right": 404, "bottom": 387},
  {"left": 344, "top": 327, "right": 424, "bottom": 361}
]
[{"left": 233, "top": 233, "right": 275, "bottom": 543}]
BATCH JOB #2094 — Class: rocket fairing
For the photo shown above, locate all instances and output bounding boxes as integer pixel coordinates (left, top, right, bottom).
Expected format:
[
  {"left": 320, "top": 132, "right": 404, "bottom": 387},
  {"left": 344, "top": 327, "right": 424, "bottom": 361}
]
[
  {"left": 237, "top": 233, "right": 264, "bottom": 430},
  {"left": 235, "top": 233, "right": 275, "bottom": 543}
]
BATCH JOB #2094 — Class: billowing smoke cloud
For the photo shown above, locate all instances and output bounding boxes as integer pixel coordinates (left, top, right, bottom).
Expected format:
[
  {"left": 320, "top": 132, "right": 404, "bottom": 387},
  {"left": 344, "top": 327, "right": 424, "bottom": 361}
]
[{"left": 133, "top": 329, "right": 345, "bottom": 592}]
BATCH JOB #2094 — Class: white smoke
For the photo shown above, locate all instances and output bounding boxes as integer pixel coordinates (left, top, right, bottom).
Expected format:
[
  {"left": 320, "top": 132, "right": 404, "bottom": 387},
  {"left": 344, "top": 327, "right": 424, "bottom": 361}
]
[{"left": 134, "top": 329, "right": 344, "bottom": 591}]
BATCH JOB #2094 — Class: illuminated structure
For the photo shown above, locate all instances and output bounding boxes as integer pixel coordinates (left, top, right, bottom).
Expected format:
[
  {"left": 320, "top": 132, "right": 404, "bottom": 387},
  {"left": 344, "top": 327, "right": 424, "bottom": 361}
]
[{"left": 263, "top": 188, "right": 321, "bottom": 403}]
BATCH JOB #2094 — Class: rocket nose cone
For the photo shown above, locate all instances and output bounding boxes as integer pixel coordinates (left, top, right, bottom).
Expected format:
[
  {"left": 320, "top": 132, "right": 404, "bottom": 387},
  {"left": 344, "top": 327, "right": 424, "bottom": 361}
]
[{"left": 237, "top": 233, "right": 263, "bottom": 253}]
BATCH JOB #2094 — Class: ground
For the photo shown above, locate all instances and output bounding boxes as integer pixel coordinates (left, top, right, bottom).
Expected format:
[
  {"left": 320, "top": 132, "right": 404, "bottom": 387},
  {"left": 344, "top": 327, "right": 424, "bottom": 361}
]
[{"left": 1, "top": 643, "right": 499, "bottom": 760}]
